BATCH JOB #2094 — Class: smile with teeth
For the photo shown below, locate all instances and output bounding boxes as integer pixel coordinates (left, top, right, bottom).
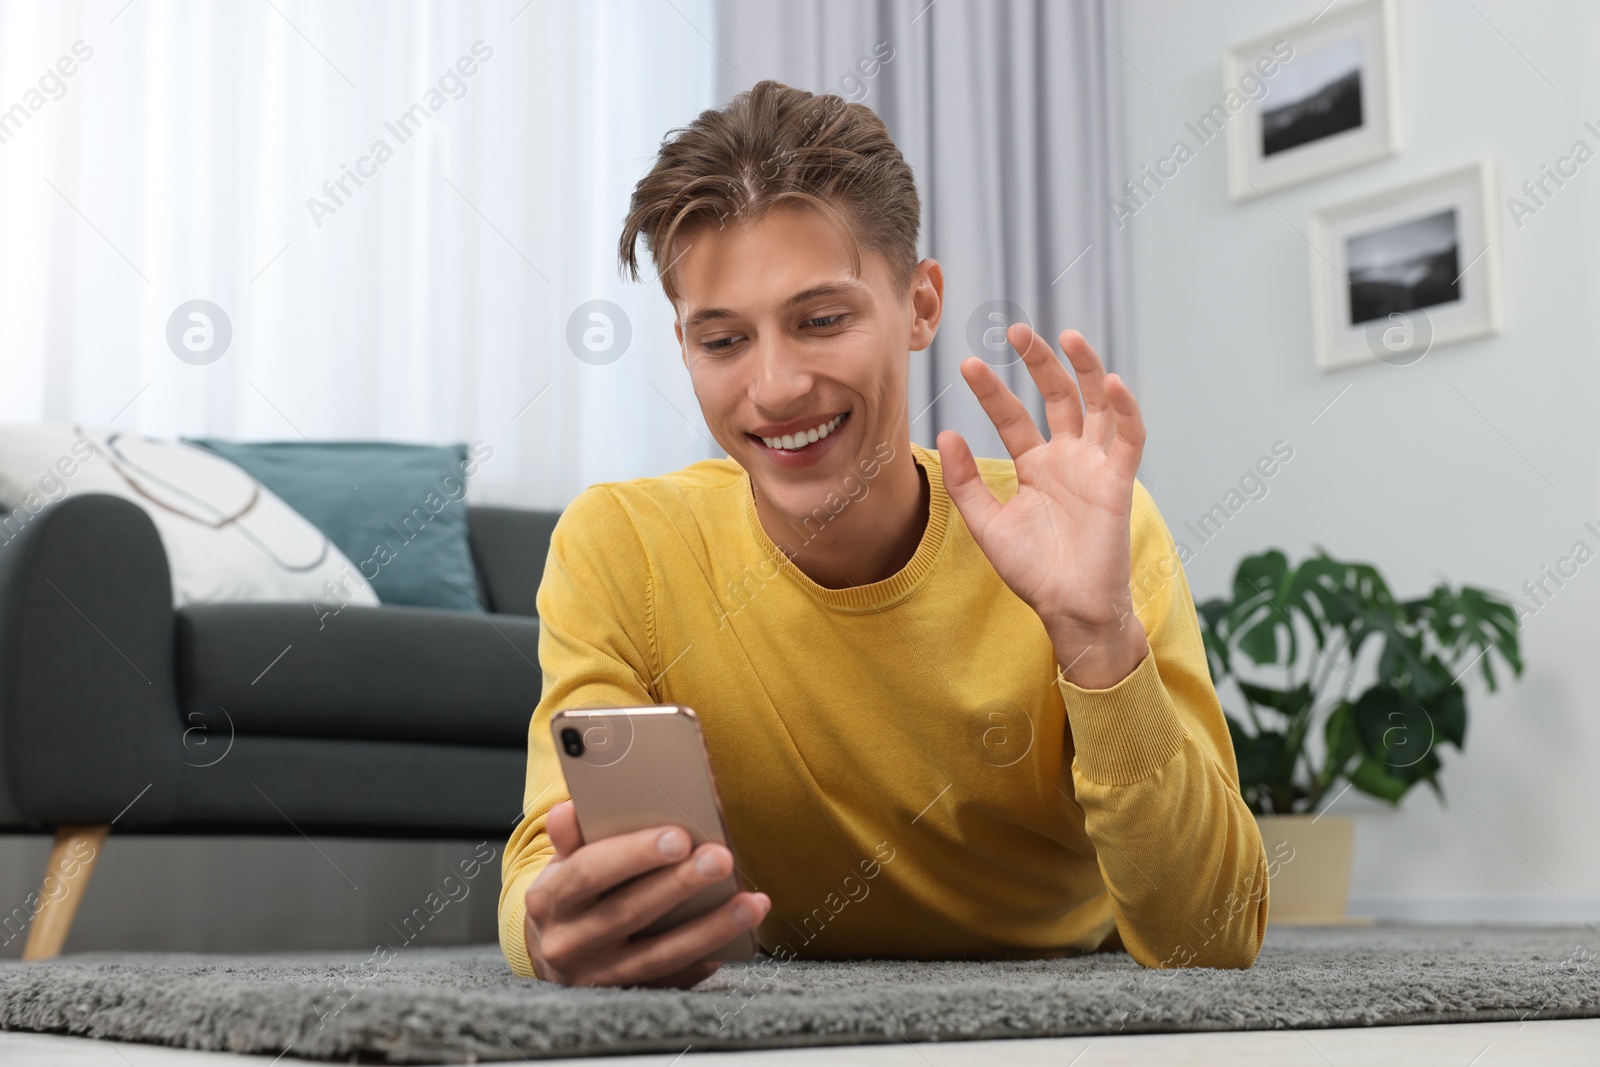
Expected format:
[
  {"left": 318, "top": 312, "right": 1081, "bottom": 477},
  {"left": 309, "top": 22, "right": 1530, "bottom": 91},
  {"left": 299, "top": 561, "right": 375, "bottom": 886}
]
[{"left": 758, "top": 413, "right": 846, "bottom": 451}]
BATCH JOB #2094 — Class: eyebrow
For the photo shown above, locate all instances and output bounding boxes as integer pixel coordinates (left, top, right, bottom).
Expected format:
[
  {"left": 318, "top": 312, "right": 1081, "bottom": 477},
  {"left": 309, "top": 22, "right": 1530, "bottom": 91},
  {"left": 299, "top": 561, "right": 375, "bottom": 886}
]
[{"left": 680, "top": 280, "right": 870, "bottom": 331}]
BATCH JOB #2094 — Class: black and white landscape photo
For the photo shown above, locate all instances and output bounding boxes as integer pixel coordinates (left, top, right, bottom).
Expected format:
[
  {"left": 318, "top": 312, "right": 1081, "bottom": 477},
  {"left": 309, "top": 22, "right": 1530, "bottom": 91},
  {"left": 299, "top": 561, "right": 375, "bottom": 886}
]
[
  {"left": 1227, "top": 0, "right": 1399, "bottom": 199},
  {"left": 1344, "top": 209, "right": 1461, "bottom": 326},
  {"left": 1261, "top": 37, "right": 1365, "bottom": 156}
]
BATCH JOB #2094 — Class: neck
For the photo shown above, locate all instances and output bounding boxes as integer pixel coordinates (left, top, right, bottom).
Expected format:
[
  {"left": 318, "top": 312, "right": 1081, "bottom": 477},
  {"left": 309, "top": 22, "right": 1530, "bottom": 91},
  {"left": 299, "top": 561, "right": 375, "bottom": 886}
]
[{"left": 752, "top": 443, "right": 929, "bottom": 590}]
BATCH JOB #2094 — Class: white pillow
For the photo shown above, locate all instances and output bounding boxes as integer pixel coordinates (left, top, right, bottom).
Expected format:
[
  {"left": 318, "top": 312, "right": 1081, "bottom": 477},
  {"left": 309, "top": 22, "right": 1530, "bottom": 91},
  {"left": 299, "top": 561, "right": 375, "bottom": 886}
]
[{"left": 0, "top": 423, "right": 381, "bottom": 608}]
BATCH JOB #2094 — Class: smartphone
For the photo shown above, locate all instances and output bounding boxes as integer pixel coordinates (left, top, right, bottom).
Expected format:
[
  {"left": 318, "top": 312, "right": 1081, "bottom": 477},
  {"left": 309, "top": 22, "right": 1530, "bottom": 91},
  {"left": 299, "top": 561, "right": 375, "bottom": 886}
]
[{"left": 549, "top": 704, "right": 759, "bottom": 962}]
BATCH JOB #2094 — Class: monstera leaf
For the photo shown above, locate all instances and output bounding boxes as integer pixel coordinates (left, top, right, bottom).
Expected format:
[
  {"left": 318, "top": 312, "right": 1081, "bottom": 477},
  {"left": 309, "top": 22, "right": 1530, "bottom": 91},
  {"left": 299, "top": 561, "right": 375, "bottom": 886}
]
[{"left": 1201, "top": 548, "right": 1521, "bottom": 815}]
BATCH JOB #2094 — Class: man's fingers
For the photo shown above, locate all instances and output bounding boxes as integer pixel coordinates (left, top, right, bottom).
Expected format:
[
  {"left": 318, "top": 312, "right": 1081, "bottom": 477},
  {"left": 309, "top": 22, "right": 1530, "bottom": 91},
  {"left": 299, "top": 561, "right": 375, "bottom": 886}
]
[
  {"left": 1059, "top": 330, "right": 1114, "bottom": 452},
  {"left": 1009, "top": 323, "right": 1084, "bottom": 439},
  {"left": 557, "top": 840, "right": 739, "bottom": 949},
  {"left": 531, "top": 823, "right": 693, "bottom": 919},
  {"left": 547, "top": 799, "right": 582, "bottom": 858},
  {"left": 585, "top": 891, "right": 771, "bottom": 989},
  {"left": 1105, "top": 372, "right": 1147, "bottom": 480},
  {"left": 956, "top": 356, "right": 1045, "bottom": 460},
  {"left": 936, "top": 428, "right": 1003, "bottom": 541}
]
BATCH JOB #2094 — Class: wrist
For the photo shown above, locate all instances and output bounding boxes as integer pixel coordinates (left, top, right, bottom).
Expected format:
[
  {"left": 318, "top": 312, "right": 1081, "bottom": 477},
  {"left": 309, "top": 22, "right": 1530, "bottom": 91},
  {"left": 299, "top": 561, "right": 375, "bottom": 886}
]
[{"left": 1049, "top": 619, "right": 1149, "bottom": 691}]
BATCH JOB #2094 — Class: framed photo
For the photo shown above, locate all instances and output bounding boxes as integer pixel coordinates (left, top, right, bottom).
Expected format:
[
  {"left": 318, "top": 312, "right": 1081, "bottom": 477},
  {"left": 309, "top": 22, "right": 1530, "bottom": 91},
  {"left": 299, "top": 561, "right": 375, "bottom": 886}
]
[
  {"left": 1308, "top": 161, "right": 1503, "bottom": 371},
  {"left": 1225, "top": 0, "right": 1402, "bottom": 199}
]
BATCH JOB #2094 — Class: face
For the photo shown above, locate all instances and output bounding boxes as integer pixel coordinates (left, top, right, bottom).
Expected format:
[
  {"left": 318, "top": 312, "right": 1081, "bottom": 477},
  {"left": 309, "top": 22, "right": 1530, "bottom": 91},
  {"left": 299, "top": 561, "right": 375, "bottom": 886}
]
[{"left": 670, "top": 204, "right": 941, "bottom": 522}]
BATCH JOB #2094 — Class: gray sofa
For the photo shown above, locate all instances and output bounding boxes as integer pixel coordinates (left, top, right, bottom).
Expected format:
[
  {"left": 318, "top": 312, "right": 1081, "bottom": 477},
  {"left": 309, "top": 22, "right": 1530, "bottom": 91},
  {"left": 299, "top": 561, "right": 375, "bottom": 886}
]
[{"left": 0, "top": 492, "right": 557, "bottom": 958}]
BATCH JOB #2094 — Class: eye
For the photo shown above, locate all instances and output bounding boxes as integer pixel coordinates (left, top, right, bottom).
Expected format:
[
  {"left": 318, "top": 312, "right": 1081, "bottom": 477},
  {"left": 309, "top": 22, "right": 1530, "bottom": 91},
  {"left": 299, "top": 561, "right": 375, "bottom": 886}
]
[
  {"left": 701, "top": 335, "right": 741, "bottom": 352},
  {"left": 806, "top": 314, "right": 845, "bottom": 329}
]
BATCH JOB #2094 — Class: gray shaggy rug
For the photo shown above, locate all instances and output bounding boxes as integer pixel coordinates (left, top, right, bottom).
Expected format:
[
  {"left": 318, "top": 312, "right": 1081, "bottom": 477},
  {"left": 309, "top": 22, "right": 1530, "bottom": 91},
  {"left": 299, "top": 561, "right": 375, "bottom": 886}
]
[{"left": 0, "top": 924, "right": 1596, "bottom": 1063}]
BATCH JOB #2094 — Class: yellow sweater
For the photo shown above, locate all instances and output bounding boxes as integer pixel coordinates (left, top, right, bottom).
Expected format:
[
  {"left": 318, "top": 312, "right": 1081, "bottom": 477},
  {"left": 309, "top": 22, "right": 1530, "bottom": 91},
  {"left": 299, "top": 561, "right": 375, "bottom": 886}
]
[{"left": 499, "top": 441, "right": 1269, "bottom": 976}]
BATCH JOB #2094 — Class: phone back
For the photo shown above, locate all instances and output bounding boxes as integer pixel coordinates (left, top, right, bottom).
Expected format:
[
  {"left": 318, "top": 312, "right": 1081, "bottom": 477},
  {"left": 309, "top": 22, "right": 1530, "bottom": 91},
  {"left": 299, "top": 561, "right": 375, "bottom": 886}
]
[{"left": 551, "top": 705, "right": 757, "bottom": 961}]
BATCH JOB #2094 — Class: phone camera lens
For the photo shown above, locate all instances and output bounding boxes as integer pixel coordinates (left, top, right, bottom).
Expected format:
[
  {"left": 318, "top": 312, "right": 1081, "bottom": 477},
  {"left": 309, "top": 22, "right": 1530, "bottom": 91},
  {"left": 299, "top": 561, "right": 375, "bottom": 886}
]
[{"left": 560, "top": 727, "right": 585, "bottom": 757}]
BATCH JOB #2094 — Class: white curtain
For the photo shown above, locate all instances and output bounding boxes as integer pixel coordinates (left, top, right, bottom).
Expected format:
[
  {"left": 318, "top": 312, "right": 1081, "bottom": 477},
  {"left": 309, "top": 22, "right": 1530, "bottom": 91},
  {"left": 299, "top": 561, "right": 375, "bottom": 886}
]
[
  {"left": 715, "top": 0, "right": 1132, "bottom": 459},
  {"left": 0, "top": 0, "right": 720, "bottom": 511}
]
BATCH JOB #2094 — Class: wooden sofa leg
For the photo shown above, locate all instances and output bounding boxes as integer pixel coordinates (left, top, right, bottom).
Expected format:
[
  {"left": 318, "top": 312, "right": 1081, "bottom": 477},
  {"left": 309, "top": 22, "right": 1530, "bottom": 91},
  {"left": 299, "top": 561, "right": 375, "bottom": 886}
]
[{"left": 22, "top": 825, "right": 110, "bottom": 961}]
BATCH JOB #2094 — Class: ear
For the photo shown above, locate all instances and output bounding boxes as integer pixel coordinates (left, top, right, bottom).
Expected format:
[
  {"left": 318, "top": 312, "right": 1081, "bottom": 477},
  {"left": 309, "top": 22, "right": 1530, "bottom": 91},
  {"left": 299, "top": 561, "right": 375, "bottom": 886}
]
[
  {"left": 674, "top": 315, "right": 688, "bottom": 370},
  {"left": 908, "top": 259, "right": 944, "bottom": 352}
]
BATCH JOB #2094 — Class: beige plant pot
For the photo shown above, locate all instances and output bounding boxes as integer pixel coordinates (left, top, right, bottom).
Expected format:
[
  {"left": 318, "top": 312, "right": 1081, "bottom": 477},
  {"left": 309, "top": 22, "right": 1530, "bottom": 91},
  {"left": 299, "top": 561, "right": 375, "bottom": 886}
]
[{"left": 1254, "top": 814, "right": 1363, "bottom": 925}]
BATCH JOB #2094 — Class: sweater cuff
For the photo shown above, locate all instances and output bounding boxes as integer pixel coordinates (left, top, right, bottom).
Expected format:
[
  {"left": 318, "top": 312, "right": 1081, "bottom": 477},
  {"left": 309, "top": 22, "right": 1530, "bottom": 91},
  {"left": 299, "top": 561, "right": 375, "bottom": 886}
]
[
  {"left": 1058, "top": 647, "right": 1188, "bottom": 786},
  {"left": 499, "top": 870, "right": 540, "bottom": 978}
]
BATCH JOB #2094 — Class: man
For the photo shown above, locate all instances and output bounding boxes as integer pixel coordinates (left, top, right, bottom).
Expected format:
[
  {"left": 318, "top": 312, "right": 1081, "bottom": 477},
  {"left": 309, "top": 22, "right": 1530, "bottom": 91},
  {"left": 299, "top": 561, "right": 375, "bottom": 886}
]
[{"left": 499, "top": 80, "right": 1268, "bottom": 987}]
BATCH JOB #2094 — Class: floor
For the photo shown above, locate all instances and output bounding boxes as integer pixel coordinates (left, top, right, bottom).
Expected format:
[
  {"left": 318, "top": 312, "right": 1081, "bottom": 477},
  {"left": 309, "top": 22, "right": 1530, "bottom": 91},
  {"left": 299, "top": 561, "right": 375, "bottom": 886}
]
[{"left": 0, "top": 1018, "right": 1595, "bottom": 1066}]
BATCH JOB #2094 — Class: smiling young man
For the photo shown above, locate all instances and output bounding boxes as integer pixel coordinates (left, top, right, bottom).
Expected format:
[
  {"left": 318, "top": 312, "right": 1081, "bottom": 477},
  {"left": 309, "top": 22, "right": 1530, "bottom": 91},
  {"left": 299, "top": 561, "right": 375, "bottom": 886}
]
[{"left": 500, "top": 80, "right": 1269, "bottom": 987}]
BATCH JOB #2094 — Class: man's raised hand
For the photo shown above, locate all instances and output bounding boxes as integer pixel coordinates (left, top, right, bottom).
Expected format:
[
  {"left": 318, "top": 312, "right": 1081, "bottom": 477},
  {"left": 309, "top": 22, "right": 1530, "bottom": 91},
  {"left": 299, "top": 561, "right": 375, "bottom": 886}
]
[{"left": 935, "top": 325, "right": 1150, "bottom": 689}]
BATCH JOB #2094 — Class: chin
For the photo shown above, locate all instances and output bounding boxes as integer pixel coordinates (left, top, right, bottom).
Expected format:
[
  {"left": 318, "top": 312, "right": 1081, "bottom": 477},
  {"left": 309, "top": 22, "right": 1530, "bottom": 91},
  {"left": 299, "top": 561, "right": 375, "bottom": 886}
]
[{"left": 751, "top": 471, "right": 822, "bottom": 514}]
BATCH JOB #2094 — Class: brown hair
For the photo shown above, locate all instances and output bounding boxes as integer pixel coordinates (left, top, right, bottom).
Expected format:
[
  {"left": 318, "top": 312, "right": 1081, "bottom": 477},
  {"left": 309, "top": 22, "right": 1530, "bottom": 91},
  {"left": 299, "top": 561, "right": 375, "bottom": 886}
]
[{"left": 617, "top": 79, "right": 921, "bottom": 308}]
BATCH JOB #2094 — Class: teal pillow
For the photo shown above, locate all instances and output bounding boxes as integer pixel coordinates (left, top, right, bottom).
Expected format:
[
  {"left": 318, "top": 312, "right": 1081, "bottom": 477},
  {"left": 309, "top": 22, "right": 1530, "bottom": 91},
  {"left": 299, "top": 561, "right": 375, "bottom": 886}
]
[{"left": 185, "top": 439, "right": 485, "bottom": 611}]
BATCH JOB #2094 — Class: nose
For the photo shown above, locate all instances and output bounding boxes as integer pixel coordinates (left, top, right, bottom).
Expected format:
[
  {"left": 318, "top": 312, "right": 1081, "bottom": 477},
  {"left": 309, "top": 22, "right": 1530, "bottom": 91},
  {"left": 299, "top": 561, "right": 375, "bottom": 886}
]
[{"left": 750, "top": 329, "right": 814, "bottom": 414}]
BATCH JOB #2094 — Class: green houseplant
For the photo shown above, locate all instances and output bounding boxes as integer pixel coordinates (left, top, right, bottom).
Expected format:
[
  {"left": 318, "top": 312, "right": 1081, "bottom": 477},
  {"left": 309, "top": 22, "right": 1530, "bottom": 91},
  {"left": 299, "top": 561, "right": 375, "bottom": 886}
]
[
  {"left": 1198, "top": 547, "right": 1524, "bottom": 815},
  {"left": 1197, "top": 546, "right": 1524, "bottom": 922}
]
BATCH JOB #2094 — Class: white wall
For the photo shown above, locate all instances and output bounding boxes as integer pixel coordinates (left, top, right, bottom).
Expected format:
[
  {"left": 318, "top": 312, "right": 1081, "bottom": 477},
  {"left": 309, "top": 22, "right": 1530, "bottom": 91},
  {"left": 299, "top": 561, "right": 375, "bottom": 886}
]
[{"left": 1114, "top": 0, "right": 1600, "bottom": 920}]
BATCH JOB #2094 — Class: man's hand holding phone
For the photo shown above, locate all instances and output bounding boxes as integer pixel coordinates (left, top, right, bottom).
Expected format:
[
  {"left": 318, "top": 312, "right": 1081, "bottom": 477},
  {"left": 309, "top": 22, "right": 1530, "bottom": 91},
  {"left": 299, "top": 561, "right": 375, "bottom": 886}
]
[{"left": 521, "top": 799, "right": 772, "bottom": 988}]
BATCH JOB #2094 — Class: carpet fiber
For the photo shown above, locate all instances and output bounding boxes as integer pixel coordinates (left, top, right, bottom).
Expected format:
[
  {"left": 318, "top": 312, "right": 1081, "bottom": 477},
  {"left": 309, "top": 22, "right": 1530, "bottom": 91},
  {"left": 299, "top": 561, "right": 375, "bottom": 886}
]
[{"left": 2, "top": 924, "right": 1597, "bottom": 1063}]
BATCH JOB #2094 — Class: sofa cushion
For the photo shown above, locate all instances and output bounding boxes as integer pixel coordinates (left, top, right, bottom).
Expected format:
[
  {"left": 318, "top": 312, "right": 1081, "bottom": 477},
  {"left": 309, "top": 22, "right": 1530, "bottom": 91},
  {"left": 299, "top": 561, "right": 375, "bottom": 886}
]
[
  {"left": 168, "top": 736, "right": 527, "bottom": 835},
  {"left": 0, "top": 424, "right": 380, "bottom": 607},
  {"left": 185, "top": 439, "right": 488, "bottom": 611},
  {"left": 465, "top": 506, "right": 559, "bottom": 617},
  {"left": 175, "top": 602, "right": 538, "bottom": 747}
]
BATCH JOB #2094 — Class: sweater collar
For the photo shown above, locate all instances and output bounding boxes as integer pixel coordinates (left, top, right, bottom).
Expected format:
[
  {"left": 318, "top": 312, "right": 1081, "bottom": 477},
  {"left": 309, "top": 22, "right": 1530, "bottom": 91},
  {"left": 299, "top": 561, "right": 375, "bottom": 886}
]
[{"left": 740, "top": 441, "right": 953, "bottom": 612}]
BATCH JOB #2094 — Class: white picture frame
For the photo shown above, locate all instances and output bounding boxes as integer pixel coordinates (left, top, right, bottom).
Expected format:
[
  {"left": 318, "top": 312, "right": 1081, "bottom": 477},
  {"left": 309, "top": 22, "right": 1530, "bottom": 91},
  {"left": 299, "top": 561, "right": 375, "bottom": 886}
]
[
  {"left": 1225, "top": 0, "right": 1402, "bottom": 200},
  {"left": 1308, "top": 160, "right": 1503, "bottom": 371}
]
